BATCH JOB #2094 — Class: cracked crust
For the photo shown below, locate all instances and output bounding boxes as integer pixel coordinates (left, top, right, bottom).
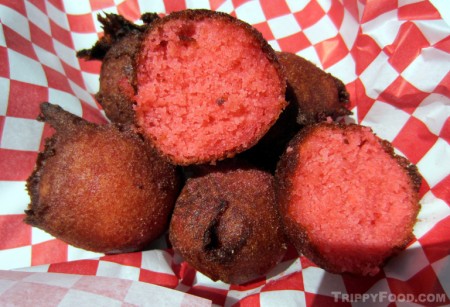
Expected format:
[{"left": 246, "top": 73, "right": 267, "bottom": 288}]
[{"left": 169, "top": 165, "right": 287, "bottom": 284}]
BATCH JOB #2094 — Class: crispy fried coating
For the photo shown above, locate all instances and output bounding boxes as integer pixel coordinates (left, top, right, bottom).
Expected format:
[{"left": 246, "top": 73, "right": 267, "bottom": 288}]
[
  {"left": 169, "top": 164, "right": 287, "bottom": 284},
  {"left": 277, "top": 51, "right": 351, "bottom": 125},
  {"left": 275, "top": 123, "right": 421, "bottom": 275},
  {"left": 96, "top": 33, "right": 142, "bottom": 124},
  {"left": 77, "top": 12, "right": 159, "bottom": 61},
  {"left": 77, "top": 13, "right": 160, "bottom": 124},
  {"left": 25, "top": 103, "right": 180, "bottom": 254}
]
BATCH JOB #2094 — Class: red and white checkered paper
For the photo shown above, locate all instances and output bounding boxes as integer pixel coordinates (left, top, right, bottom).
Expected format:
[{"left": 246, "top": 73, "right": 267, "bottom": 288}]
[
  {"left": 0, "top": 0, "right": 449, "bottom": 306},
  {"left": 0, "top": 269, "right": 212, "bottom": 306}
]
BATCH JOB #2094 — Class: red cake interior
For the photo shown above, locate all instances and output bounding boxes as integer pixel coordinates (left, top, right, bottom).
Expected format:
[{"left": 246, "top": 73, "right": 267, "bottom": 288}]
[
  {"left": 290, "top": 126, "right": 417, "bottom": 275},
  {"left": 135, "top": 17, "right": 284, "bottom": 163}
]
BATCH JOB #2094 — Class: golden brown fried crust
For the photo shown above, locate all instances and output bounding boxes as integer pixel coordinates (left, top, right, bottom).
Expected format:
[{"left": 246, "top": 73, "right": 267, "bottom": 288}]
[
  {"left": 277, "top": 52, "right": 351, "bottom": 125},
  {"left": 275, "top": 123, "right": 422, "bottom": 275},
  {"left": 169, "top": 167, "right": 287, "bottom": 284},
  {"left": 78, "top": 13, "right": 160, "bottom": 124},
  {"left": 96, "top": 33, "right": 142, "bottom": 124},
  {"left": 25, "top": 103, "right": 181, "bottom": 254}
]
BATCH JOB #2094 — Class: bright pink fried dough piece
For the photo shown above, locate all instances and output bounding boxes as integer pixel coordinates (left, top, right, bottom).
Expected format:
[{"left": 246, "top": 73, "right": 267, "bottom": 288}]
[
  {"left": 276, "top": 123, "right": 421, "bottom": 275},
  {"left": 135, "top": 10, "right": 286, "bottom": 165}
]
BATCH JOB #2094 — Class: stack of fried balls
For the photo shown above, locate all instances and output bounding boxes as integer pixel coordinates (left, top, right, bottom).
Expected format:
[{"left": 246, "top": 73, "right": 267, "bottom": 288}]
[{"left": 25, "top": 10, "right": 421, "bottom": 284}]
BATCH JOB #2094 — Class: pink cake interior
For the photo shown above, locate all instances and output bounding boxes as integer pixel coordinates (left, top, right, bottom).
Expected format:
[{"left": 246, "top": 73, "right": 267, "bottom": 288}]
[
  {"left": 135, "top": 17, "right": 284, "bottom": 163},
  {"left": 290, "top": 126, "right": 417, "bottom": 275}
]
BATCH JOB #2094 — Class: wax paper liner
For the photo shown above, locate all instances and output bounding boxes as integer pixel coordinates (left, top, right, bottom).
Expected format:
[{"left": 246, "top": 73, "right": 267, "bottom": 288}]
[
  {"left": 0, "top": 269, "right": 212, "bottom": 306},
  {"left": 0, "top": 0, "right": 449, "bottom": 306}
]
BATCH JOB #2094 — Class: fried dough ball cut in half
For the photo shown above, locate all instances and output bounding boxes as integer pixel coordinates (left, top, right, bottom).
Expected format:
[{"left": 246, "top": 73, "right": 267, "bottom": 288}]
[
  {"left": 277, "top": 52, "right": 351, "bottom": 125},
  {"left": 169, "top": 166, "right": 287, "bottom": 284},
  {"left": 25, "top": 103, "right": 180, "bottom": 254},
  {"left": 276, "top": 123, "right": 421, "bottom": 276},
  {"left": 135, "top": 9, "right": 287, "bottom": 165}
]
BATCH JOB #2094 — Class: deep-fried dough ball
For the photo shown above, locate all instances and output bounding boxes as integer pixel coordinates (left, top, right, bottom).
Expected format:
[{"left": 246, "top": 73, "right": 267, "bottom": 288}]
[
  {"left": 25, "top": 103, "right": 180, "bottom": 254},
  {"left": 277, "top": 51, "right": 351, "bottom": 125},
  {"left": 169, "top": 165, "right": 287, "bottom": 284},
  {"left": 79, "top": 10, "right": 287, "bottom": 165},
  {"left": 275, "top": 123, "right": 421, "bottom": 275}
]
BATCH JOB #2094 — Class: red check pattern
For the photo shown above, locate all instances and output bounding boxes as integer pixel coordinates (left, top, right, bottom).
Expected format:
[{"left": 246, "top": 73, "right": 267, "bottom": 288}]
[
  {"left": 0, "top": 0, "right": 449, "bottom": 306},
  {"left": 0, "top": 270, "right": 211, "bottom": 305}
]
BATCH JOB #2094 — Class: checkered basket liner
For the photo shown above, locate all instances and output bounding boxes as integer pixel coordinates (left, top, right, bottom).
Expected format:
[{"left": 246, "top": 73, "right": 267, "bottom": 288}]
[{"left": 0, "top": 0, "right": 449, "bottom": 306}]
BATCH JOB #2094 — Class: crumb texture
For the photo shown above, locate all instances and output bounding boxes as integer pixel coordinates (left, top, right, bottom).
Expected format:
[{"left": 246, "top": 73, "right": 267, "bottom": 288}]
[
  {"left": 288, "top": 125, "right": 418, "bottom": 275},
  {"left": 136, "top": 16, "right": 284, "bottom": 163}
]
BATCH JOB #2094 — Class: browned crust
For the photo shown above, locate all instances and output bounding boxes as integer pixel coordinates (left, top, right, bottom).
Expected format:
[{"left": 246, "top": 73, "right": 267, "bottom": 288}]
[
  {"left": 96, "top": 32, "right": 142, "bottom": 124},
  {"left": 135, "top": 9, "right": 287, "bottom": 166},
  {"left": 26, "top": 104, "right": 95, "bottom": 223},
  {"left": 277, "top": 51, "right": 351, "bottom": 126},
  {"left": 169, "top": 166, "right": 287, "bottom": 284},
  {"left": 76, "top": 13, "right": 160, "bottom": 125},
  {"left": 25, "top": 103, "right": 181, "bottom": 254},
  {"left": 77, "top": 12, "right": 159, "bottom": 60},
  {"left": 275, "top": 122, "right": 422, "bottom": 275}
]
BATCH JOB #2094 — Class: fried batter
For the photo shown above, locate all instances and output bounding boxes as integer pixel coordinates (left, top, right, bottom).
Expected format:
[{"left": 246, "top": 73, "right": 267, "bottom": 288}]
[
  {"left": 169, "top": 164, "right": 287, "bottom": 284},
  {"left": 77, "top": 13, "right": 160, "bottom": 124},
  {"left": 77, "top": 12, "right": 159, "bottom": 61},
  {"left": 277, "top": 51, "right": 351, "bottom": 125},
  {"left": 25, "top": 103, "right": 180, "bottom": 254},
  {"left": 95, "top": 33, "right": 142, "bottom": 124}
]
